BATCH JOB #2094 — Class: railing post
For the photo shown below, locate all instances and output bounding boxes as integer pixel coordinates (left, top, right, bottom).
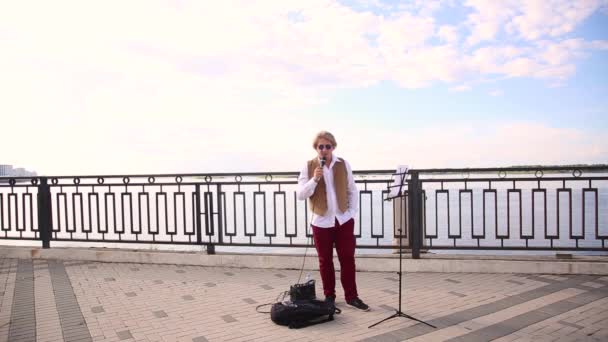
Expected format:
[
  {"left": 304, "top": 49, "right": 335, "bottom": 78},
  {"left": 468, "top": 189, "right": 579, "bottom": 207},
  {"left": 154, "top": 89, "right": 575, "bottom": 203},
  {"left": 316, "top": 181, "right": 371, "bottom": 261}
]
[
  {"left": 216, "top": 184, "right": 223, "bottom": 246},
  {"left": 408, "top": 171, "right": 422, "bottom": 259},
  {"left": 195, "top": 184, "right": 203, "bottom": 246},
  {"left": 205, "top": 190, "right": 215, "bottom": 255},
  {"left": 196, "top": 184, "right": 215, "bottom": 254},
  {"left": 37, "top": 177, "right": 52, "bottom": 249}
]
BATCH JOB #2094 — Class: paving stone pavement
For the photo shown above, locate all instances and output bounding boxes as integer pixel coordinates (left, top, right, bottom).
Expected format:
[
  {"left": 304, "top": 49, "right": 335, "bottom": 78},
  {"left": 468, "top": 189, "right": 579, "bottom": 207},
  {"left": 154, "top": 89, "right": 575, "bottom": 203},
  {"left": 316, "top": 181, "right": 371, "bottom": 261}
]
[{"left": 0, "top": 257, "right": 607, "bottom": 342}]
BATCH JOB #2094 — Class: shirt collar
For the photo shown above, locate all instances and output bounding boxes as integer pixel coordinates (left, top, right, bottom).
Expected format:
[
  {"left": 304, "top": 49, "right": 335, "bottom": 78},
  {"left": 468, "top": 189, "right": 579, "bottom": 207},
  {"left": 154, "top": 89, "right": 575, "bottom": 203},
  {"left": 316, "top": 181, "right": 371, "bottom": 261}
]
[{"left": 319, "top": 153, "right": 341, "bottom": 167}]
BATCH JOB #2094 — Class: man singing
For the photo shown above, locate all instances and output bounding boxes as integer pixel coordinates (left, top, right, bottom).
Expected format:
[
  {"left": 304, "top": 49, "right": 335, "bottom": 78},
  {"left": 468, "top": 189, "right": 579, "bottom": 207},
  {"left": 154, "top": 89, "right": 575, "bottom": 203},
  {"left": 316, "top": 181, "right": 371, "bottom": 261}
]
[{"left": 297, "top": 131, "right": 369, "bottom": 311}]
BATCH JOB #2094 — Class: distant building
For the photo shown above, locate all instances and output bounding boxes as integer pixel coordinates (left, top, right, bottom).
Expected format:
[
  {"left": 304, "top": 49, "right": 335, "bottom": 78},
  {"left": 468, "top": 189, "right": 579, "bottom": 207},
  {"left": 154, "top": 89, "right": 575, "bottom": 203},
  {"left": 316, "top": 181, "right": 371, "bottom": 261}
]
[
  {"left": 0, "top": 164, "right": 13, "bottom": 176},
  {"left": 0, "top": 164, "right": 37, "bottom": 177}
]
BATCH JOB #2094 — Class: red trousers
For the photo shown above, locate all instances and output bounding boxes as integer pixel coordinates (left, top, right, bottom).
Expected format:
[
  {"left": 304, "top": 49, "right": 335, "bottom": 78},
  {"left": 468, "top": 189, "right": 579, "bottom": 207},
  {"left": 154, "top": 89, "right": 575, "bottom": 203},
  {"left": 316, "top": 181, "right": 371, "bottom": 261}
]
[{"left": 312, "top": 218, "right": 358, "bottom": 301}]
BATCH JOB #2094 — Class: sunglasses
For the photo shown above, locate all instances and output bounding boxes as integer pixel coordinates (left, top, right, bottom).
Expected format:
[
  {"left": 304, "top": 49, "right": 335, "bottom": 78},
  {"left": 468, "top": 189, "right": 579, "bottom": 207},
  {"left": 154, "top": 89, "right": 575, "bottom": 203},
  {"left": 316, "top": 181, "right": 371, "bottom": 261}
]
[{"left": 317, "top": 144, "right": 333, "bottom": 150}]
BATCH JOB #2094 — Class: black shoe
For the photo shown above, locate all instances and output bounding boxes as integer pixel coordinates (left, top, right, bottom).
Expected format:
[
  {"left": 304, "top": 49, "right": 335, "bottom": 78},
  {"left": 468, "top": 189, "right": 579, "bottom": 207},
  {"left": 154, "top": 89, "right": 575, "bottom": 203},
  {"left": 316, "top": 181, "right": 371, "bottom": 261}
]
[
  {"left": 324, "top": 295, "right": 336, "bottom": 305},
  {"left": 347, "top": 298, "right": 370, "bottom": 311}
]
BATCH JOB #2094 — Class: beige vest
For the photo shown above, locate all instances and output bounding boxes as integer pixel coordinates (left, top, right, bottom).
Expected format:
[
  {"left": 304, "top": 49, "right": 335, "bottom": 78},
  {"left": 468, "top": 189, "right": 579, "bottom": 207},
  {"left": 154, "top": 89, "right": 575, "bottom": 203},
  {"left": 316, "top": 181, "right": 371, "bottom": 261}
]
[{"left": 307, "top": 157, "right": 348, "bottom": 216}]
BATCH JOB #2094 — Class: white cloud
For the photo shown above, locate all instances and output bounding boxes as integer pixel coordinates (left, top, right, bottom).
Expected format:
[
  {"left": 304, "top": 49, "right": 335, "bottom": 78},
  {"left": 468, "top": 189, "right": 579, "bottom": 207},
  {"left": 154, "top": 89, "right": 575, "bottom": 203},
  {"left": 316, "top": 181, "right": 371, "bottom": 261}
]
[
  {"left": 462, "top": 37, "right": 606, "bottom": 81},
  {"left": 465, "top": 0, "right": 607, "bottom": 44},
  {"left": 0, "top": 0, "right": 607, "bottom": 174},
  {"left": 377, "top": 12, "right": 435, "bottom": 52},
  {"left": 469, "top": 45, "right": 527, "bottom": 74},
  {"left": 437, "top": 25, "right": 460, "bottom": 45},
  {"left": 465, "top": 0, "right": 519, "bottom": 46},
  {"left": 458, "top": 1, "right": 608, "bottom": 80},
  {"left": 502, "top": 57, "right": 541, "bottom": 77},
  {"left": 0, "top": 0, "right": 605, "bottom": 96},
  {"left": 507, "top": 0, "right": 605, "bottom": 40},
  {"left": 538, "top": 39, "right": 586, "bottom": 66},
  {"left": 450, "top": 84, "right": 472, "bottom": 92},
  {"left": 489, "top": 89, "right": 503, "bottom": 96},
  {"left": 589, "top": 39, "right": 608, "bottom": 50}
]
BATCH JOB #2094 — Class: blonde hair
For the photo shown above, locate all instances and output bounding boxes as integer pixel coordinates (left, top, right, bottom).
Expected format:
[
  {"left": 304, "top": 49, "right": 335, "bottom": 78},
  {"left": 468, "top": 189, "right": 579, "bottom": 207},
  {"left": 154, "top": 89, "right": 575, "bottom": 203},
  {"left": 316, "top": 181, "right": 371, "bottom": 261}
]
[{"left": 312, "top": 131, "right": 337, "bottom": 149}]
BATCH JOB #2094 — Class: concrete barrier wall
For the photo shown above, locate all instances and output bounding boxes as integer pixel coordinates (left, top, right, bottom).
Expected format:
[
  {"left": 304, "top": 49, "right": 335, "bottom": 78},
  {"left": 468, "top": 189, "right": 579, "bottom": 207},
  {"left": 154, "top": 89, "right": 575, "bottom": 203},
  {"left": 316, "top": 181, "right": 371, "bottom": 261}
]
[{"left": 0, "top": 246, "right": 606, "bottom": 275}]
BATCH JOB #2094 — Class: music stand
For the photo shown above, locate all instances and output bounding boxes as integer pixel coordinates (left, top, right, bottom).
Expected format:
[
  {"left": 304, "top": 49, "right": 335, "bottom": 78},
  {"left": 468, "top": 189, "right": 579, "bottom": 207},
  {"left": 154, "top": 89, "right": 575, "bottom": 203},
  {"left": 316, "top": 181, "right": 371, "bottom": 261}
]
[{"left": 369, "top": 166, "right": 435, "bottom": 329}]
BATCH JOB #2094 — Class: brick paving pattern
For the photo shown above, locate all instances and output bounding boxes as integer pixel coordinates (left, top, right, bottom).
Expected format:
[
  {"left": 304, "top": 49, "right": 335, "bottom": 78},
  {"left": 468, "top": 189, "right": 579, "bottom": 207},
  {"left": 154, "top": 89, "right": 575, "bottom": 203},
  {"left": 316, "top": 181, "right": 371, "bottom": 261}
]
[{"left": 0, "top": 258, "right": 606, "bottom": 341}]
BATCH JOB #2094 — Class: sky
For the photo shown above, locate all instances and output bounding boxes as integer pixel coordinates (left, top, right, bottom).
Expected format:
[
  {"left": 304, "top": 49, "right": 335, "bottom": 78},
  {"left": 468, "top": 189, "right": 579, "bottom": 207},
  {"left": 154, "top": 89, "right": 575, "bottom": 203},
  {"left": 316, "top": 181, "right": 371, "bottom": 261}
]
[{"left": 1, "top": 0, "right": 607, "bottom": 175}]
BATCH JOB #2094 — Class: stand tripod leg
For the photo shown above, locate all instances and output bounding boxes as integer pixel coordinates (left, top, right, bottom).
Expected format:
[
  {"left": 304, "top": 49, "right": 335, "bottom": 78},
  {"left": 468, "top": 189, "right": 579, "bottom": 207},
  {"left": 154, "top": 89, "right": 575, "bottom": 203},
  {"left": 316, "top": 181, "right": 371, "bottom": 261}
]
[
  {"left": 399, "top": 312, "right": 436, "bottom": 328},
  {"left": 368, "top": 312, "right": 399, "bottom": 328},
  {"left": 368, "top": 310, "right": 436, "bottom": 329}
]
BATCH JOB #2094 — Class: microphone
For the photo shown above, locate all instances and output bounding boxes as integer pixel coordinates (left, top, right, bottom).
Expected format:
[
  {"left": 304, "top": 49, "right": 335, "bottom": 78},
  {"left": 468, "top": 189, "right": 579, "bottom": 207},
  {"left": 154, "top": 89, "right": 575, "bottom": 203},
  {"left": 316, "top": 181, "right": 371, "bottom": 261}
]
[{"left": 320, "top": 156, "right": 326, "bottom": 167}]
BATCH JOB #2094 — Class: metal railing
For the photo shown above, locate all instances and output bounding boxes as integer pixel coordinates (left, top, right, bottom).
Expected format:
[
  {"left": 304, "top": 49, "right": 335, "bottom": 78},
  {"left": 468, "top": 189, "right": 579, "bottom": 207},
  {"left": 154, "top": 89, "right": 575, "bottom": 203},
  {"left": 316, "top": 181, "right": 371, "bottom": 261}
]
[
  {"left": 409, "top": 166, "right": 608, "bottom": 255},
  {"left": 0, "top": 170, "right": 397, "bottom": 253},
  {"left": 1, "top": 166, "right": 606, "bottom": 258}
]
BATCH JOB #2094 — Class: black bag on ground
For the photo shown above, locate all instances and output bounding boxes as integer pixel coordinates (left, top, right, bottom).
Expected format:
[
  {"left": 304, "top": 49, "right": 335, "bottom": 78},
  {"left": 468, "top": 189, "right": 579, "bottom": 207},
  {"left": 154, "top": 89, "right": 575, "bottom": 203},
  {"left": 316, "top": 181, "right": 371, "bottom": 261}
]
[
  {"left": 270, "top": 299, "right": 340, "bottom": 329},
  {"left": 289, "top": 279, "right": 316, "bottom": 301}
]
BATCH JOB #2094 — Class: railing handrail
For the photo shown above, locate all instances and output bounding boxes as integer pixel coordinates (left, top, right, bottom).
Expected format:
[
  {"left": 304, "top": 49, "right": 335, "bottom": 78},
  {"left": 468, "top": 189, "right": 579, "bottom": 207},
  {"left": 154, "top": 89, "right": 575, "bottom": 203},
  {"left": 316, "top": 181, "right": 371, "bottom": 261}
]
[
  {"left": 2, "top": 165, "right": 607, "bottom": 181},
  {"left": 0, "top": 169, "right": 397, "bottom": 180},
  {"left": 411, "top": 165, "right": 608, "bottom": 173}
]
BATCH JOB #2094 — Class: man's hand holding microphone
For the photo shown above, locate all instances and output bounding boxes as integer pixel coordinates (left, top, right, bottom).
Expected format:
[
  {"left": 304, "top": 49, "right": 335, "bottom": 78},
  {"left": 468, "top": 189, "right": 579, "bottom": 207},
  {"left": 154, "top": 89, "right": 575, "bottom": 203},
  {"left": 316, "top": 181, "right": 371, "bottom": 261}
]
[{"left": 314, "top": 157, "right": 326, "bottom": 182}]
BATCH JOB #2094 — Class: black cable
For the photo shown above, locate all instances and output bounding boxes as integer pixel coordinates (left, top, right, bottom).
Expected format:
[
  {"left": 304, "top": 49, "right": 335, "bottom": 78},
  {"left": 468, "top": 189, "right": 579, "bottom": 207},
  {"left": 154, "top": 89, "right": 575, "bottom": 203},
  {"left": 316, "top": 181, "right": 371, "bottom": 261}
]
[
  {"left": 255, "top": 290, "right": 289, "bottom": 313},
  {"left": 296, "top": 164, "right": 321, "bottom": 284},
  {"left": 296, "top": 203, "right": 313, "bottom": 285},
  {"left": 256, "top": 171, "right": 317, "bottom": 315}
]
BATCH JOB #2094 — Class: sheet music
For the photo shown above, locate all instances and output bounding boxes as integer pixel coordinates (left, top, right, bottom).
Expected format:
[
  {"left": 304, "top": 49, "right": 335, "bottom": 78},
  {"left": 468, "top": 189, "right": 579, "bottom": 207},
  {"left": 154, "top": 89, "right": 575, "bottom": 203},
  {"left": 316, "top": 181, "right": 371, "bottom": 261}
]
[{"left": 387, "top": 165, "right": 409, "bottom": 199}]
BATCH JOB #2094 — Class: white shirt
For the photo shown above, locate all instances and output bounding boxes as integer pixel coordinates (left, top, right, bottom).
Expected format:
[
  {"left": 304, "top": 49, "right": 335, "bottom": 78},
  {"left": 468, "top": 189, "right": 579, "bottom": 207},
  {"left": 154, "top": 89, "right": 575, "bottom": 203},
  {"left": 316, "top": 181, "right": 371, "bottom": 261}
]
[{"left": 296, "top": 154, "right": 359, "bottom": 228}]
